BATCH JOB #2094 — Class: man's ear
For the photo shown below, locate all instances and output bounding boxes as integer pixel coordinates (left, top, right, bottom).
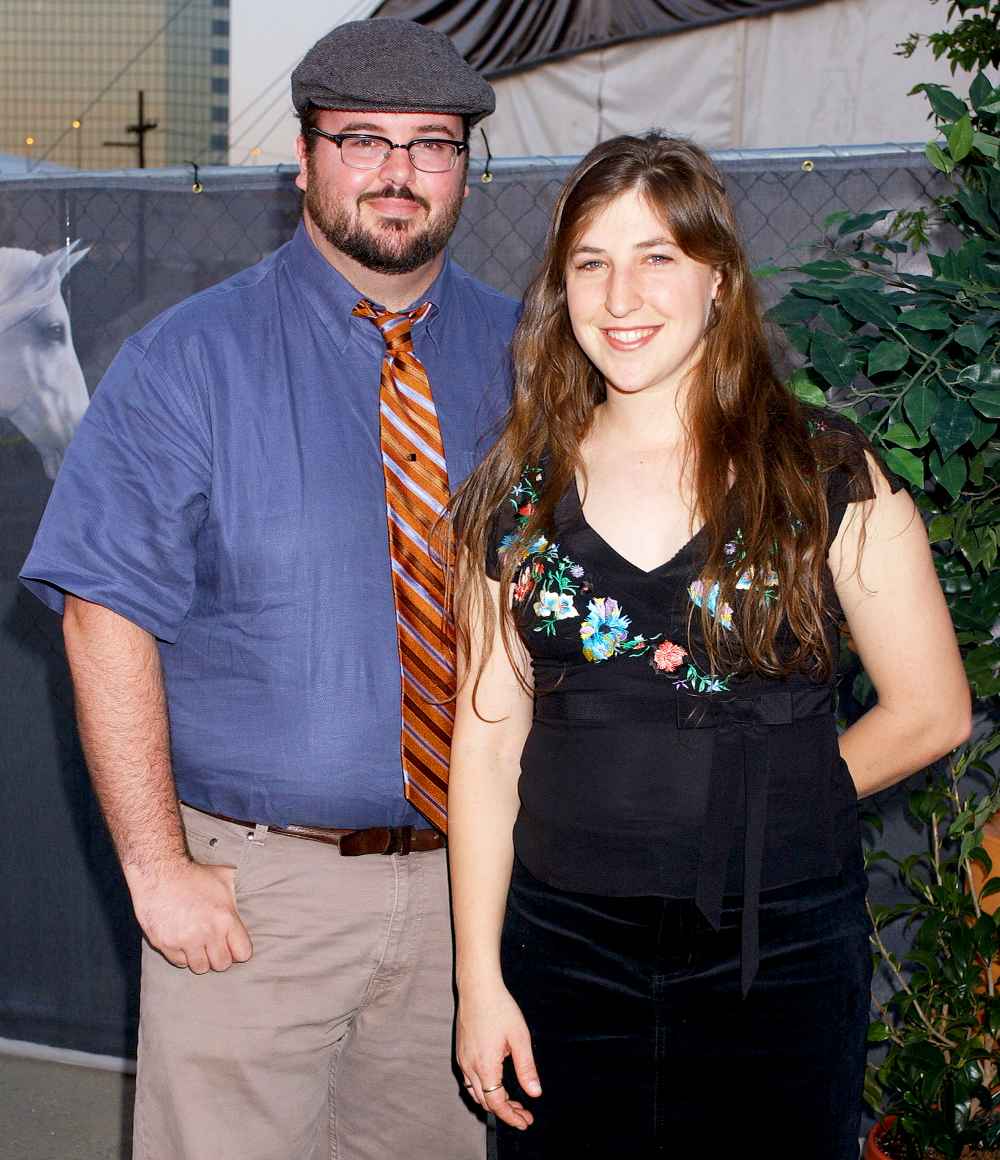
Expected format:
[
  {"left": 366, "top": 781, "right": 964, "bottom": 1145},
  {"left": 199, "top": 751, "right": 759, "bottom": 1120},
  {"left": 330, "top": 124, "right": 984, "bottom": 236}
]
[{"left": 294, "top": 135, "right": 309, "bottom": 193}]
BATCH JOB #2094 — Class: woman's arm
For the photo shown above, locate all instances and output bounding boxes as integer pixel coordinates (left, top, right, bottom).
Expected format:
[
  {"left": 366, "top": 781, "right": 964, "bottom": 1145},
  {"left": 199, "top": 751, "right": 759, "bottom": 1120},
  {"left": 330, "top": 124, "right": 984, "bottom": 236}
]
[
  {"left": 449, "top": 574, "right": 540, "bottom": 1128},
  {"left": 830, "top": 454, "right": 972, "bottom": 798}
]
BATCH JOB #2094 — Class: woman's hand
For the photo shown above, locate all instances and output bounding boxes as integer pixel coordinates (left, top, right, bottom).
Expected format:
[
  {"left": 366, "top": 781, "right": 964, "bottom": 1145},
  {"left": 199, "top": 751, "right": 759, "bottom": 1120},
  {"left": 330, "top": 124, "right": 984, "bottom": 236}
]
[{"left": 457, "top": 980, "right": 541, "bottom": 1130}]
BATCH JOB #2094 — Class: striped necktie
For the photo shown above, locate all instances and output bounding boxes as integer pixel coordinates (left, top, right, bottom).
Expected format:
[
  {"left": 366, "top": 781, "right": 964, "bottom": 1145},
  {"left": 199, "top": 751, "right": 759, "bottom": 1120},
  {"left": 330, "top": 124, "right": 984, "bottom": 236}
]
[{"left": 353, "top": 298, "right": 454, "bottom": 832}]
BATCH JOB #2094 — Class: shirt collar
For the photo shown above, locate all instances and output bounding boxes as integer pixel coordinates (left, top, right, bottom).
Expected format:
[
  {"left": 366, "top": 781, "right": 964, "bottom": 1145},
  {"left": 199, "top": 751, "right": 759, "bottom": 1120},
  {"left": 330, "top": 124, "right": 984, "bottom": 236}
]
[{"left": 288, "top": 220, "right": 456, "bottom": 356}]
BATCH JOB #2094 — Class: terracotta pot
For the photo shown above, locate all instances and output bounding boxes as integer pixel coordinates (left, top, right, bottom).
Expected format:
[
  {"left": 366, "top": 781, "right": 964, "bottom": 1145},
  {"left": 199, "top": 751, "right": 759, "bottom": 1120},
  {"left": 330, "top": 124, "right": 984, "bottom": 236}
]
[{"left": 863, "top": 1115, "right": 897, "bottom": 1160}]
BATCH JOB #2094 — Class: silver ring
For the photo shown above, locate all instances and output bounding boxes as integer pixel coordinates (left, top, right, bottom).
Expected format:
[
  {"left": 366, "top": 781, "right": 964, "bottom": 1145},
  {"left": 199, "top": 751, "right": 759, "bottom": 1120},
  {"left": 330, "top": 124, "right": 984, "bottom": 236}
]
[{"left": 481, "top": 1081, "right": 504, "bottom": 1095}]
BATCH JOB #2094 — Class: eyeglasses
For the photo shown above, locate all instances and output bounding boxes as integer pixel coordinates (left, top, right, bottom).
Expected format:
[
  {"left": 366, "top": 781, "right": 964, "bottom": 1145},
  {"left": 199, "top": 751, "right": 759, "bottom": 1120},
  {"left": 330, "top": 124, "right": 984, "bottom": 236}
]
[{"left": 307, "top": 129, "right": 468, "bottom": 173}]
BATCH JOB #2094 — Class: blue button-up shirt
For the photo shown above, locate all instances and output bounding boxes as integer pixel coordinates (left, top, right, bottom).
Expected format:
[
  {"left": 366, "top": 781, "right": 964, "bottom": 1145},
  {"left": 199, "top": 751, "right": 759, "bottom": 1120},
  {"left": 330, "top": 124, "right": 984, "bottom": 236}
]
[{"left": 21, "top": 222, "right": 518, "bottom": 827}]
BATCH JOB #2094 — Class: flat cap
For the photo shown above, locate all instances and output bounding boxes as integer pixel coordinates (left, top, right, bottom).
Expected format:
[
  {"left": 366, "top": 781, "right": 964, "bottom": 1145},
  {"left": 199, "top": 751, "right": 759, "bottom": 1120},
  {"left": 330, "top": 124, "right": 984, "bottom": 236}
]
[{"left": 291, "top": 18, "right": 495, "bottom": 125}]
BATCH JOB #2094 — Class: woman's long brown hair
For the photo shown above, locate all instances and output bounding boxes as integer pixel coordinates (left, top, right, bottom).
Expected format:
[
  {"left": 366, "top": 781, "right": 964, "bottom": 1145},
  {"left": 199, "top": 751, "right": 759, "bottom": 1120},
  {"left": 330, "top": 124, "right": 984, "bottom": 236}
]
[{"left": 450, "top": 133, "right": 834, "bottom": 700}]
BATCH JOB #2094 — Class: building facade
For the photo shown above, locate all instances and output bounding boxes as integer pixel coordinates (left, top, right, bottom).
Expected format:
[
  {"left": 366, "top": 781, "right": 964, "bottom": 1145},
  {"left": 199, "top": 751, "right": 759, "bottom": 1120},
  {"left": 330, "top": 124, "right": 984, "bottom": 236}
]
[{"left": 0, "top": 0, "right": 229, "bottom": 171}]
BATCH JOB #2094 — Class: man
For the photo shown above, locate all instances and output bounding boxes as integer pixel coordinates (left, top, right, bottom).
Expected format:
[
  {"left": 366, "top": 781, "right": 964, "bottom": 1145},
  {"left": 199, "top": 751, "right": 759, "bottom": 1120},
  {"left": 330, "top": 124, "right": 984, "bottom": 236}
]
[{"left": 20, "top": 18, "right": 517, "bottom": 1160}]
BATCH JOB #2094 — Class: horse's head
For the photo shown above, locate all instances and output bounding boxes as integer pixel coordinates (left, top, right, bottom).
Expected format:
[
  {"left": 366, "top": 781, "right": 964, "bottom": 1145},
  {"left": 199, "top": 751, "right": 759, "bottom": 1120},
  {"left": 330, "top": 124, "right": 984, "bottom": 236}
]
[{"left": 0, "top": 240, "right": 90, "bottom": 478}]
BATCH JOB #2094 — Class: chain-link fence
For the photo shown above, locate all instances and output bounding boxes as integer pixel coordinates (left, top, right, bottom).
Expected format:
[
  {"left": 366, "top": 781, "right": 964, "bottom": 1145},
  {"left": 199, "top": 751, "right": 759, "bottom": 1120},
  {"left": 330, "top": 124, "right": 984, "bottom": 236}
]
[{"left": 0, "top": 145, "right": 946, "bottom": 1059}]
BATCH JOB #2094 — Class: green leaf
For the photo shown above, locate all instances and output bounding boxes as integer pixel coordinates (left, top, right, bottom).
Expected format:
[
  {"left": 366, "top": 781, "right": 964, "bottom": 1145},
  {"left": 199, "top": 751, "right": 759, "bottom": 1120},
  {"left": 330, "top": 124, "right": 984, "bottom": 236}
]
[
  {"left": 788, "top": 369, "right": 827, "bottom": 407},
  {"left": 839, "top": 289, "right": 899, "bottom": 329},
  {"left": 868, "top": 341, "right": 910, "bottom": 376},
  {"left": 818, "top": 304, "right": 853, "bottom": 337},
  {"left": 970, "top": 72, "right": 994, "bottom": 111},
  {"left": 916, "top": 83, "right": 969, "bottom": 122},
  {"left": 969, "top": 389, "right": 1000, "bottom": 418},
  {"left": 945, "top": 113, "right": 974, "bottom": 162},
  {"left": 966, "top": 644, "right": 1000, "bottom": 696},
  {"left": 867, "top": 1022, "right": 891, "bottom": 1044},
  {"left": 792, "top": 281, "right": 840, "bottom": 302},
  {"left": 927, "top": 514, "right": 954, "bottom": 543},
  {"left": 926, "top": 140, "right": 954, "bottom": 174},
  {"left": 954, "top": 323, "right": 991, "bottom": 353},
  {"left": 822, "top": 209, "right": 851, "bottom": 230},
  {"left": 932, "top": 396, "right": 977, "bottom": 460},
  {"left": 837, "top": 209, "right": 891, "bottom": 237},
  {"left": 930, "top": 450, "right": 967, "bottom": 499},
  {"left": 970, "top": 415, "right": 995, "bottom": 447},
  {"left": 958, "top": 364, "right": 1000, "bottom": 388},
  {"left": 784, "top": 324, "right": 812, "bottom": 356},
  {"left": 797, "top": 259, "right": 853, "bottom": 279},
  {"left": 766, "top": 296, "right": 816, "bottom": 325},
  {"left": 884, "top": 447, "right": 925, "bottom": 489},
  {"left": 752, "top": 264, "right": 782, "bottom": 280},
  {"left": 810, "top": 331, "right": 857, "bottom": 389},
  {"left": 973, "top": 131, "right": 1000, "bottom": 160},
  {"left": 980, "top": 85, "right": 1000, "bottom": 115},
  {"left": 884, "top": 421, "right": 928, "bottom": 449},
  {"left": 905, "top": 382, "right": 943, "bottom": 432},
  {"left": 969, "top": 452, "right": 986, "bottom": 487},
  {"left": 900, "top": 307, "right": 952, "bottom": 331}
]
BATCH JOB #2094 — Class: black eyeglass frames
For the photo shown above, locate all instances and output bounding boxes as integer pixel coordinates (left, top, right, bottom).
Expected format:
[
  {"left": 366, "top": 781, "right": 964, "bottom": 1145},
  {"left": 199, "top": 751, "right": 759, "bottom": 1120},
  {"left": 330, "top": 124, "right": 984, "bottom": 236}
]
[{"left": 307, "top": 129, "right": 469, "bottom": 173}]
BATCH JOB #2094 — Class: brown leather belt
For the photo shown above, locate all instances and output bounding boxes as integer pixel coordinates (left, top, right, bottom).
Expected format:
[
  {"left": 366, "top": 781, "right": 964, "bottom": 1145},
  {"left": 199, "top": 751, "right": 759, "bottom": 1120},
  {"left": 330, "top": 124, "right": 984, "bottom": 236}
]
[{"left": 184, "top": 804, "right": 445, "bottom": 856}]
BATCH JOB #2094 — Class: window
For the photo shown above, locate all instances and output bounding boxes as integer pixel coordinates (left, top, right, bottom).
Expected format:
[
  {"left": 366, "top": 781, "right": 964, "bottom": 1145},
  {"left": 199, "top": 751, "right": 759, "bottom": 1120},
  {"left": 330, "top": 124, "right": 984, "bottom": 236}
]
[
  {"left": 211, "top": 20, "right": 229, "bottom": 36},
  {"left": 210, "top": 134, "right": 228, "bottom": 152},
  {"left": 211, "top": 106, "right": 228, "bottom": 123},
  {"left": 211, "top": 77, "right": 227, "bottom": 95},
  {"left": 211, "top": 48, "right": 229, "bottom": 65}
]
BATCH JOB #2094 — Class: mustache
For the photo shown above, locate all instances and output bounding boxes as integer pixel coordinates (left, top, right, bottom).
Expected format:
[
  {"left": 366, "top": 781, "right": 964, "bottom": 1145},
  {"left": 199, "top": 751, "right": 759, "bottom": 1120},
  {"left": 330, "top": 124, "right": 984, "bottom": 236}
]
[{"left": 358, "top": 186, "right": 430, "bottom": 212}]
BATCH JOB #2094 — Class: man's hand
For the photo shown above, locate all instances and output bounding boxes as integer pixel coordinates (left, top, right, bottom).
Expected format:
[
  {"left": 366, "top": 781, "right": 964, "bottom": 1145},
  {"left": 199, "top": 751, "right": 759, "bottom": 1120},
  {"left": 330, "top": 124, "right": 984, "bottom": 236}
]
[{"left": 125, "top": 859, "right": 253, "bottom": 973}]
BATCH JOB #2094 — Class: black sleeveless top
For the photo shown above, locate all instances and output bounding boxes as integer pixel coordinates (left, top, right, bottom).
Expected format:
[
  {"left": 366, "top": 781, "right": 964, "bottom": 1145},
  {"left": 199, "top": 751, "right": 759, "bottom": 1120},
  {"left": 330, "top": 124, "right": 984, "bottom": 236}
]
[{"left": 485, "top": 409, "right": 903, "bottom": 991}]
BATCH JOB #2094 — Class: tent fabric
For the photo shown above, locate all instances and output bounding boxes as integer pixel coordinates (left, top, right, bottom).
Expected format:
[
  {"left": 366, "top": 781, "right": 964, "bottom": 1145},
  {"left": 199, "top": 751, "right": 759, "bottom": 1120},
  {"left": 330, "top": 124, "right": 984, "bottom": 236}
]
[
  {"left": 372, "top": 0, "right": 826, "bottom": 78},
  {"left": 434, "top": 0, "right": 977, "bottom": 158}
]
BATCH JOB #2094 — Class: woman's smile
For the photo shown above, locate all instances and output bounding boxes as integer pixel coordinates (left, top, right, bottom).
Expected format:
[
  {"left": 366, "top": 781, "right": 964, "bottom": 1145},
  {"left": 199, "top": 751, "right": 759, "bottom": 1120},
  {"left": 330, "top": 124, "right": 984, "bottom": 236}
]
[{"left": 601, "top": 325, "right": 662, "bottom": 351}]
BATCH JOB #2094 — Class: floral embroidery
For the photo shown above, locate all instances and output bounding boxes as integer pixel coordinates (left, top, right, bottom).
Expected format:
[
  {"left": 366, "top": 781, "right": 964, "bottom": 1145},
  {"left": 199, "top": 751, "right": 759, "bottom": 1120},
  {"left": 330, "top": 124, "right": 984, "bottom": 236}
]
[
  {"left": 580, "top": 597, "right": 632, "bottom": 661},
  {"left": 650, "top": 640, "right": 687, "bottom": 673},
  {"left": 534, "top": 589, "right": 579, "bottom": 621},
  {"left": 688, "top": 578, "right": 735, "bottom": 631},
  {"left": 688, "top": 528, "right": 778, "bottom": 633},
  {"left": 495, "top": 464, "right": 728, "bottom": 688},
  {"left": 673, "top": 663, "right": 732, "bottom": 695}
]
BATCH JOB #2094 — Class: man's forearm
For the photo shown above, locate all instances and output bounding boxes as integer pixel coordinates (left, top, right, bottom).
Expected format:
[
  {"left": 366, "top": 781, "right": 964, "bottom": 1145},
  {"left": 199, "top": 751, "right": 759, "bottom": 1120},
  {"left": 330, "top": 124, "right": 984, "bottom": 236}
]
[{"left": 63, "top": 594, "right": 188, "bottom": 878}]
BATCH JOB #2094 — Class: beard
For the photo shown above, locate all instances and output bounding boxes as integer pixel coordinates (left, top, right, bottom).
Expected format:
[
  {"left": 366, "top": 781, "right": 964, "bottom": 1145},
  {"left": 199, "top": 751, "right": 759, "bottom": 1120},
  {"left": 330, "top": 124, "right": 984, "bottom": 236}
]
[{"left": 304, "top": 163, "right": 464, "bottom": 276}]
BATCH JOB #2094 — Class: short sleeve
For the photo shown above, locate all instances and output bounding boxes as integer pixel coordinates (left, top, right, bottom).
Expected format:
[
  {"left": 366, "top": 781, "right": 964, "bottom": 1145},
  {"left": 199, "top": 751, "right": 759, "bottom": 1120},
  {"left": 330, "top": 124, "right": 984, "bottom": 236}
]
[
  {"left": 805, "top": 408, "right": 907, "bottom": 549},
  {"left": 19, "top": 336, "right": 211, "bottom": 643}
]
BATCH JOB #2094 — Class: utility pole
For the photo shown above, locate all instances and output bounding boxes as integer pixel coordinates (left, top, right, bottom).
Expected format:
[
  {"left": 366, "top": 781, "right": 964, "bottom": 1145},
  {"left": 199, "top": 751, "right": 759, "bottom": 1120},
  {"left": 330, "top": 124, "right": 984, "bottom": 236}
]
[{"left": 103, "top": 90, "right": 158, "bottom": 168}]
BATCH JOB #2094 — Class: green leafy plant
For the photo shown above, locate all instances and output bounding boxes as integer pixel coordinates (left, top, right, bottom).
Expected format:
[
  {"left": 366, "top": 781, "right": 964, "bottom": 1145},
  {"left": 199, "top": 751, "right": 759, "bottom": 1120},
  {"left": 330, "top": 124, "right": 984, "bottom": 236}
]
[
  {"left": 765, "top": 34, "right": 1000, "bottom": 1160},
  {"left": 864, "top": 735, "right": 1000, "bottom": 1159}
]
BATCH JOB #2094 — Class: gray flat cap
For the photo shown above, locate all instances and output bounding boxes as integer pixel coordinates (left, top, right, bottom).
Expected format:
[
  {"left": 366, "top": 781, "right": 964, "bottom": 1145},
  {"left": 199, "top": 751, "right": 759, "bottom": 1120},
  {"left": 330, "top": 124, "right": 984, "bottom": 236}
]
[{"left": 291, "top": 18, "right": 495, "bottom": 125}]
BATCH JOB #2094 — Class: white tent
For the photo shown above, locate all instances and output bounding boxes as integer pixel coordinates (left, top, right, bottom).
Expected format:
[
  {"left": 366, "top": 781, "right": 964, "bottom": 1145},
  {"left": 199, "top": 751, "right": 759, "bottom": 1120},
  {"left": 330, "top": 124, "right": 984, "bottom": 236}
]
[{"left": 371, "top": 0, "right": 982, "bottom": 156}]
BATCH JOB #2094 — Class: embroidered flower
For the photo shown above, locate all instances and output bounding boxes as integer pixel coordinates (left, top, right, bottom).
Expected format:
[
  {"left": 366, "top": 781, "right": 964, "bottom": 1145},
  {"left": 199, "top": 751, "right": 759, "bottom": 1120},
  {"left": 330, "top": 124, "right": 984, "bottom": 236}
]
[
  {"left": 569, "top": 563, "right": 585, "bottom": 578},
  {"left": 688, "top": 579, "right": 734, "bottom": 631},
  {"left": 579, "top": 597, "right": 632, "bottom": 662},
  {"left": 513, "top": 565, "right": 535, "bottom": 603},
  {"left": 650, "top": 640, "right": 687, "bottom": 673},
  {"left": 533, "top": 590, "right": 579, "bottom": 621},
  {"left": 528, "top": 534, "right": 549, "bottom": 554},
  {"left": 724, "top": 540, "right": 738, "bottom": 557}
]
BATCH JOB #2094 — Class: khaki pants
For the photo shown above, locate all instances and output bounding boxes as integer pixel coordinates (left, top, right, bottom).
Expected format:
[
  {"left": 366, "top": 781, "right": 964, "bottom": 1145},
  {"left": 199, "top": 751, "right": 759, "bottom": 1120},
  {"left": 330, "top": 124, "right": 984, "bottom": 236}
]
[{"left": 132, "top": 805, "right": 484, "bottom": 1160}]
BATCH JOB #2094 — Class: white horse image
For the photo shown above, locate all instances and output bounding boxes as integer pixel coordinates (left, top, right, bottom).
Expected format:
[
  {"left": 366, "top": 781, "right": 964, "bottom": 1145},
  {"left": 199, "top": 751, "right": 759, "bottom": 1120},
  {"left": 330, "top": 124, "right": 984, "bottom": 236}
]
[{"left": 0, "top": 241, "right": 89, "bottom": 479}]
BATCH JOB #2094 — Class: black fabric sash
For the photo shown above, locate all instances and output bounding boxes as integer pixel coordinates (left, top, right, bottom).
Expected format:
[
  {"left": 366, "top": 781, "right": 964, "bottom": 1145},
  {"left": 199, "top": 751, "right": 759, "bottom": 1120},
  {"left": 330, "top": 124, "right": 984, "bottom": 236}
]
[{"left": 533, "top": 684, "right": 835, "bottom": 994}]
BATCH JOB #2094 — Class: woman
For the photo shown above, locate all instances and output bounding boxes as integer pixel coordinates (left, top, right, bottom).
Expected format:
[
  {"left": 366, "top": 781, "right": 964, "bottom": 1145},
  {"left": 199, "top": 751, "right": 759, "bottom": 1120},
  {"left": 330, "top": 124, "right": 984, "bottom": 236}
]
[{"left": 447, "top": 134, "right": 969, "bottom": 1157}]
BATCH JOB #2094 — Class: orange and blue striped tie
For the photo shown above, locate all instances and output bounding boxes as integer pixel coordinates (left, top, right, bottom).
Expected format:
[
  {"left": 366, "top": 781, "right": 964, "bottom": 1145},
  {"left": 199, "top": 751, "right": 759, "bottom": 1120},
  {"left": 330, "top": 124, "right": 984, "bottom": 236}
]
[{"left": 354, "top": 298, "right": 454, "bottom": 832}]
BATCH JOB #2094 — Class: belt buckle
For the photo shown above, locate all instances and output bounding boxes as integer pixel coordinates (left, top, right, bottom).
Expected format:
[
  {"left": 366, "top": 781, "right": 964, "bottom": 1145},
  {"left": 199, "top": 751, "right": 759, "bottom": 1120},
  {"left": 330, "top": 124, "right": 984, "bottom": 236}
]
[{"left": 337, "top": 825, "right": 413, "bottom": 857}]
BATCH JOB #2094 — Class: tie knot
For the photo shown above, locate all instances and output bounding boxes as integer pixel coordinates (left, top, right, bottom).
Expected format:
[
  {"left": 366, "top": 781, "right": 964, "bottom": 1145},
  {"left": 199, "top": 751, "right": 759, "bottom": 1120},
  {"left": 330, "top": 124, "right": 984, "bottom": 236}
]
[{"left": 354, "top": 299, "right": 431, "bottom": 354}]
